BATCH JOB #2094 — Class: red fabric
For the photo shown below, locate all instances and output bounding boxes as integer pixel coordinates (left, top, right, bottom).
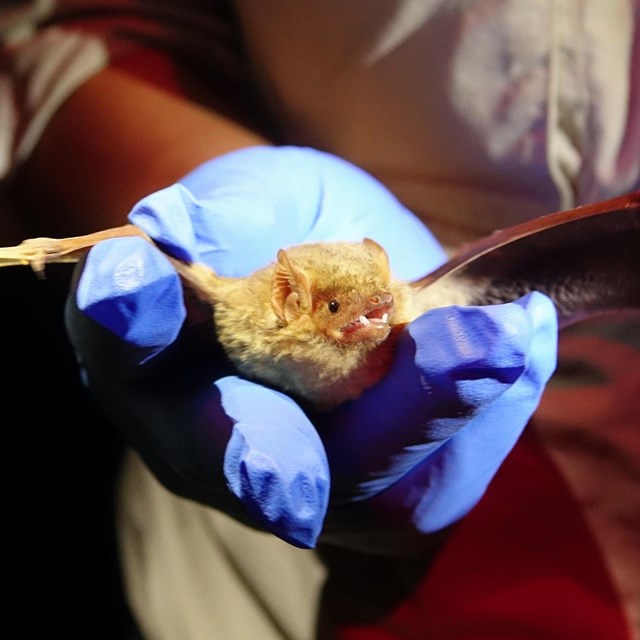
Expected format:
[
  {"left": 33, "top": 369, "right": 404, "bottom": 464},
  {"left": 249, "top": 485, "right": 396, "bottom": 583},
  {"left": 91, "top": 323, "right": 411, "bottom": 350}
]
[
  {"left": 111, "top": 47, "right": 184, "bottom": 96},
  {"left": 338, "top": 428, "right": 630, "bottom": 639}
]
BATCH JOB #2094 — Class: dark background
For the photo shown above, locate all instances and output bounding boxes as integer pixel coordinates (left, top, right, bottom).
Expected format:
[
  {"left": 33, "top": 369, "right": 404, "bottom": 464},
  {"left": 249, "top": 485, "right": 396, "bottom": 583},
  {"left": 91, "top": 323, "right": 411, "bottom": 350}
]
[{"left": 1, "top": 264, "right": 139, "bottom": 638}]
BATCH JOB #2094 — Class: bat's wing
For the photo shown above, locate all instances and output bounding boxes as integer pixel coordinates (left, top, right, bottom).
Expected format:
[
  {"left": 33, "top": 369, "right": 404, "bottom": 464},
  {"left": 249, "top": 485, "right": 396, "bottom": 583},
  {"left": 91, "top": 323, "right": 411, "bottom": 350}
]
[{"left": 410, "top": 191, "right": 640, "bottom": 328}]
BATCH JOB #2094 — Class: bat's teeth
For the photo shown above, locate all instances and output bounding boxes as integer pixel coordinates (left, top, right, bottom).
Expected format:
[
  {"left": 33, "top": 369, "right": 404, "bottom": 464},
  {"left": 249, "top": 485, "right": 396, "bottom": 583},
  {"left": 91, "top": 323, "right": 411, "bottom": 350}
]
[
  {"left": 359, "top": 315, "right": 370, "bottom": 326},
  {"left": 381, "top": 313, "right": 389, "bottom": 323}
]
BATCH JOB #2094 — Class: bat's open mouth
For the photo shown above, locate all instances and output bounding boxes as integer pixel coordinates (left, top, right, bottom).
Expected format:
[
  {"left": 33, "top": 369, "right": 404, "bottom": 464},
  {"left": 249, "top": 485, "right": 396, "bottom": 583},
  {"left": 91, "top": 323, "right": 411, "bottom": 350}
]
[{"left": 340, "top": 294, "right": 394, "bottom": 339}]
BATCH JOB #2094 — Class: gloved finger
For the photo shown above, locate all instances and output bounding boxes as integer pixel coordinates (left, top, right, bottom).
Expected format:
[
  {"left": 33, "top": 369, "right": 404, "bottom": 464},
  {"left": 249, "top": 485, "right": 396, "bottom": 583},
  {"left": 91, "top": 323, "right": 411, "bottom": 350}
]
[
  {"left": 218, "top": 376, "right": 330, "bottom": 548},
  {"left": 369, "top": 291, "right": 558, "bottom": 533},
  {"left": 320, "top": 292, "right": 558, "bottom": 501},
  {"left": 68, "top": 236, "right": 186, "bottom": 379},
  {"left": 130, "top": 146, "right": 446, "bottom": 279}
]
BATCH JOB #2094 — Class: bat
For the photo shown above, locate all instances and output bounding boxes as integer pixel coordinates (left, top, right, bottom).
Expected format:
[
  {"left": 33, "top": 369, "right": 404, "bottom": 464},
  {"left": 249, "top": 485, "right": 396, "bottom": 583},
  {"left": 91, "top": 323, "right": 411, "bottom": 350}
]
[{"left": 1, "top": 191, "right": 639, "bottom": 409}]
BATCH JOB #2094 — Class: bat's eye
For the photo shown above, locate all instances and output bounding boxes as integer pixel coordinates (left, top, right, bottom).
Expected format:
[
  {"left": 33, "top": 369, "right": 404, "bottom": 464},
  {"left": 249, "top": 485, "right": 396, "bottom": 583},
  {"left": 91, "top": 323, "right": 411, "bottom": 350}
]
[{"left": 328, "top": 300, "right": 340, "bottom": 313}]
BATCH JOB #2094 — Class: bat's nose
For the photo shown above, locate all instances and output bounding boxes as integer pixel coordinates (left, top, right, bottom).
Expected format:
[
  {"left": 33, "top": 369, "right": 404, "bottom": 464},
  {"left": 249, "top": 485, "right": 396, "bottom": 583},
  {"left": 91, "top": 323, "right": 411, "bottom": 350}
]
[{"left": 369, "top": 292, "right": 393, "bottom": 307}]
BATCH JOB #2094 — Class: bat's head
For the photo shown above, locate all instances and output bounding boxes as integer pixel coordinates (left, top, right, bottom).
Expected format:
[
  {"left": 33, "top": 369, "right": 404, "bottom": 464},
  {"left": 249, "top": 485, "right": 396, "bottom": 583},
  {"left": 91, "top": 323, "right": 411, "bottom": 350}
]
[{"left": 271, "top": 238, "right": 395, "bottom": 345}]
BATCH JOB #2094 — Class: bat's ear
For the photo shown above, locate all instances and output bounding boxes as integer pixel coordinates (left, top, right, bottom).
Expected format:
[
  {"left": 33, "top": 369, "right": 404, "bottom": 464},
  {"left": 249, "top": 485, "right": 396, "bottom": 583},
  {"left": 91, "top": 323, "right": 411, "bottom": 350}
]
[
  {"left": 363, "top": 238, "right": 391, "bottom": 277},
  {"left": 271, "top": 249, "right": 312, "bottom": 323}
]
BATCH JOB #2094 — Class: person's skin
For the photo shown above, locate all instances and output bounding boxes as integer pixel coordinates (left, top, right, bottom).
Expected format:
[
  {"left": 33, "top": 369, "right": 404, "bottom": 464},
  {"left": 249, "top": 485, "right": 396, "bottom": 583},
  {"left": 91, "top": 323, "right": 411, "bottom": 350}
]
[{"left": 8, "top": 56, "right": 271, "bottom": 238}]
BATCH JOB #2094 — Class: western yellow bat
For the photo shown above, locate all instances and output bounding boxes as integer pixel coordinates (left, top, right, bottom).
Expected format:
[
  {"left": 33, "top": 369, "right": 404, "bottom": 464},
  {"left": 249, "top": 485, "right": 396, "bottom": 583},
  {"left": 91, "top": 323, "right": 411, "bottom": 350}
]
[{"left": 1, "top": 191, "right": 639, "bottom": 409}]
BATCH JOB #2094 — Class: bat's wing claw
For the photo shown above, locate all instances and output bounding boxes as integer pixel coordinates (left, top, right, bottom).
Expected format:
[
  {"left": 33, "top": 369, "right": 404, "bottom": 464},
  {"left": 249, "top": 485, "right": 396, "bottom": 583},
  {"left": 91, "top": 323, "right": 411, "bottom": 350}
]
[
  {"left": 0, "top": 237, "right": 75, "bottom": 277},
  {"left": 0, "top": 225, "right": 152, "bottom": 278}
]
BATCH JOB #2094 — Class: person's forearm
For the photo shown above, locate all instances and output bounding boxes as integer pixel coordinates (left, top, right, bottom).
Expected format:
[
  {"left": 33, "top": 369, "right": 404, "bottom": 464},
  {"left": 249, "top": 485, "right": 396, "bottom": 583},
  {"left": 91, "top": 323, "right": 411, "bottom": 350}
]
[{"left": 10, "top": 66, "right": 271, "bottom": 237}]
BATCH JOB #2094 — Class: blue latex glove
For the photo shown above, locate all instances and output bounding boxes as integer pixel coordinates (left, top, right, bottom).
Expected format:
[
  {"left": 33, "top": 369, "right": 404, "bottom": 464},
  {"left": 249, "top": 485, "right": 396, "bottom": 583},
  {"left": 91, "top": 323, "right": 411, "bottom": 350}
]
[{"left": 65, "top": 146, "right": 557, "bottom": 551}]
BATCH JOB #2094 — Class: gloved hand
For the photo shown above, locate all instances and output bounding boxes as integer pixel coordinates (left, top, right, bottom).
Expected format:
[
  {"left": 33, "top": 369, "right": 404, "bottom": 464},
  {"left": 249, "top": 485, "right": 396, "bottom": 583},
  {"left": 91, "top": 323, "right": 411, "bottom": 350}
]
[{"left": 65, "top": 146, "right": 557, "bottom": 551}]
